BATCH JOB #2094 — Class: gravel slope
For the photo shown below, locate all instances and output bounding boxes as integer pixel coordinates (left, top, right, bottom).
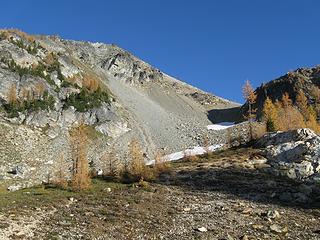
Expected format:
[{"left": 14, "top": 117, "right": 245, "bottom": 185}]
[{"left": 107, "top": 73, "right": 227, "bottom": 154}]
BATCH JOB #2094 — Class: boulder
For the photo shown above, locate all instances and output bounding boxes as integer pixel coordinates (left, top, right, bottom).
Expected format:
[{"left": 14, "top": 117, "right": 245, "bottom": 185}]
[{"left": 256, "top": 128, "right": 320, "bottom": 181}]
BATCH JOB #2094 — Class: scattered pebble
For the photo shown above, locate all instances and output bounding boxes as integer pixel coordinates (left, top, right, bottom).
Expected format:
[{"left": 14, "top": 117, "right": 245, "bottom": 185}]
[{"left": 196, "top": 227, "right": 207, "bottom": 232}]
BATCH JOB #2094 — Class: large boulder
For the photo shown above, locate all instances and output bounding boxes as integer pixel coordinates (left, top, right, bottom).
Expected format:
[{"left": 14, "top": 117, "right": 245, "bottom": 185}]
[{"left": 256, "top": 128, "right": 320, "bottom": 182}]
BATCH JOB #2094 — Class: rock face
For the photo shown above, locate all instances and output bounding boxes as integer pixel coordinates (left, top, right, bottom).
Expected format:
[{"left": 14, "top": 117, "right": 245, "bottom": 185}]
[{"left": 256, "top": 128, "right": 320, "bottom": 182}]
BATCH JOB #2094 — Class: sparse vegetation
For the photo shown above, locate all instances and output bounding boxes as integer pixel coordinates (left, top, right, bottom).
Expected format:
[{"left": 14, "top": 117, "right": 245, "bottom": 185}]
[
  {"left": 83, "top": 74, "right": 100, "bottom": 92},
  {"left": 64, "top": 87, "right": 109, "bottom": 112},
  {"left": 154, "top": 149, "right": 170, "bottom": 173},
  {"left": 6, "top": 59, "right": 56, "bottom": 85},
  {"left": 4, "top": 85, "right": 55, "bottom": 118},
  {"left": 9, "top": 37, "right": 41, "bottom": 55},
  {"left": 183, "top": 150, "right": 199, "bottom": 162}
]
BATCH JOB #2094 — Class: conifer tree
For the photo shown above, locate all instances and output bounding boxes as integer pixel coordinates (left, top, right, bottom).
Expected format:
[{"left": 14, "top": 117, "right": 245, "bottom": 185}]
[
  {"left": 242, "top": 80, "right": 257, "bottom": 139},
  {"left": 277, "top": 93, "right": 305, "bottom": 131},
  {"left": 263, "top": 97, "right": 277, "bottom": 132},
  {"left": 7, "top": 83, "right": 18, "bottom": 105},
  {"left": 296, "top": 90, "right": 309, "bottom": 118},
  {"left": 128, "top": 138, "right": 145, "bottom": 178},
  {"left": 69, "top": 123, "right": 91, "bottom": 191}
]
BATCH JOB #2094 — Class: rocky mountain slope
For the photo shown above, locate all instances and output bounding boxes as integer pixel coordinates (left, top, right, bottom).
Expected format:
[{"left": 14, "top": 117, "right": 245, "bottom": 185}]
[
  {"left": 0, "top": 29, "right": 241, "bottom": 190},
  {"left": 244, "top": 65, "right": 320, "bottom": 119}
]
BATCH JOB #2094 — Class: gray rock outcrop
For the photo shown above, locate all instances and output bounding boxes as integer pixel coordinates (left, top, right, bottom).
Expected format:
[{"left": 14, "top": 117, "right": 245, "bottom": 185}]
[{"left": 256, "top": 128, "right": 320, "bottom": 182}]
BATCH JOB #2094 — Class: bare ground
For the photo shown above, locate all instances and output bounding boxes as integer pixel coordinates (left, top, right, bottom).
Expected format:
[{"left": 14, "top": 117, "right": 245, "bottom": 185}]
[{"left": 0, "top": 148, "right": 319, "bottom": 240}]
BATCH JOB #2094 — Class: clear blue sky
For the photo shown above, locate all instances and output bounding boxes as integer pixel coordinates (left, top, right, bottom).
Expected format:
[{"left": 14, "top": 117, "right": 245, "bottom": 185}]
[{"left": 1, "top": 0, "right": 319, "bottom": 103}]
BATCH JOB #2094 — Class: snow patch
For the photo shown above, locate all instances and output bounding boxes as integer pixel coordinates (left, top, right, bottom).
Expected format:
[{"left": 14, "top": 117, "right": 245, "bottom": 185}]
[
  {"left": 146, "top": 144, "right": 224, "bottom": 165},
  {"left": 207, "top": 122, "right": 235, "bottom": 131}
]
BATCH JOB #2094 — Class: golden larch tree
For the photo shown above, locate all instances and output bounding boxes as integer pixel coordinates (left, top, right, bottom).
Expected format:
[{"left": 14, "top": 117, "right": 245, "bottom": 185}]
[
  {"left": 276, "top": 93, "right": 305, "bottom": 131},
  {"left": 242, "top": 80, "right": 257, "bottom": 139},
  {"left": 263, "top": 97, "right": 277, "bottom": 132},
  {"left": 128, "top": 138, "right": 145, "bottom": 178},
  {"left": 7, "top": 83, "right": 18, "bottom": 105},
  {"left": 69, "top": 124, "right": 91, "bottom": 191}
]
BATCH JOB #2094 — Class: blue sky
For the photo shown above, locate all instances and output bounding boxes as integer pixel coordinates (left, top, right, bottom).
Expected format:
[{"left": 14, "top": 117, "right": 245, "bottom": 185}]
[{"left": 1, "top": 0, "right": 319, "bottom": 103}]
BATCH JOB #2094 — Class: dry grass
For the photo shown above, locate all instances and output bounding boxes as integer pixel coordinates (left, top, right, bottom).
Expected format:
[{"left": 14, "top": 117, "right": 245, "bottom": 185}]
[
  {"left": 83, "top": 74, "right": 100, "bottom": 92},
  {"left": 66, "top": 75, "right": 80, "bottom": 85},
  {"left": 154, "top": 149, "right": 170, "bottom": 173},
  {"left": 183, "top": 150, "right": 199, "bottom": 162},
  {"left": 44, "top": 52, "right": 57, "bottom": 65},
  {"left": 34, "top": 82, "right": 46, "bottom": 98},
  {"left": 0, "top": 29, "right": 35, "bottom": 42}
]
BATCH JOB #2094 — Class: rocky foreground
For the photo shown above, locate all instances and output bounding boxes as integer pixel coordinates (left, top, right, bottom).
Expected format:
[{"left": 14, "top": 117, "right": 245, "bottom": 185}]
[{"left": 0, "top": 147, "right": 319, "bottom": 240}]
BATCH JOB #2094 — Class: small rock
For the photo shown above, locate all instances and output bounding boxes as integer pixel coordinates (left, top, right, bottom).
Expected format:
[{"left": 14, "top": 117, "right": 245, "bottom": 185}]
[
  {"left": 7, "top": 185, "right": 22, "bottom": 191},
  {"left": 68, "top": 197, "right": 76, "bottom": 202},
  {"left": 183, "top": 207, "right": 191, "bottom": 212},
  {"left": 252, "top": 224, "right": 264, "bottom": 230},
  {"left": 270, "top": 224, "right": 288, "bottom": 233},
  {"left": 241, "top": 235, "right": 249, "bottom": 240},
  {"left": 226, "top": 233, "right": 234, "bottom": 240},
  {"left": 196, "top": 227, "right": 207, "bottom": 232},
  {"left": 242, "top": 208, "right": 252, "bottom": 215},
  {"left": 267, "top": 210, "right": 280, "bottom": 219}
]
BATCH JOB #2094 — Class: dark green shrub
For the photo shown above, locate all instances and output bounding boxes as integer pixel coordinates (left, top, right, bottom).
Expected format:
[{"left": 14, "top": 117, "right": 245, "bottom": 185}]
[
  {"left": 64, "top": 88, "right": 109, "bottom": 112},
  {"left": 3, "top": 91, "right": 55, "bottom": 118}
]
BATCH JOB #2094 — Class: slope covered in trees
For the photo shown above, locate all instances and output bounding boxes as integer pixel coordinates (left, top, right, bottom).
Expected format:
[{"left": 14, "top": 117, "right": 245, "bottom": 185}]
[{"left": 242, "top": 66, "right": 320, "bottom": 121}]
